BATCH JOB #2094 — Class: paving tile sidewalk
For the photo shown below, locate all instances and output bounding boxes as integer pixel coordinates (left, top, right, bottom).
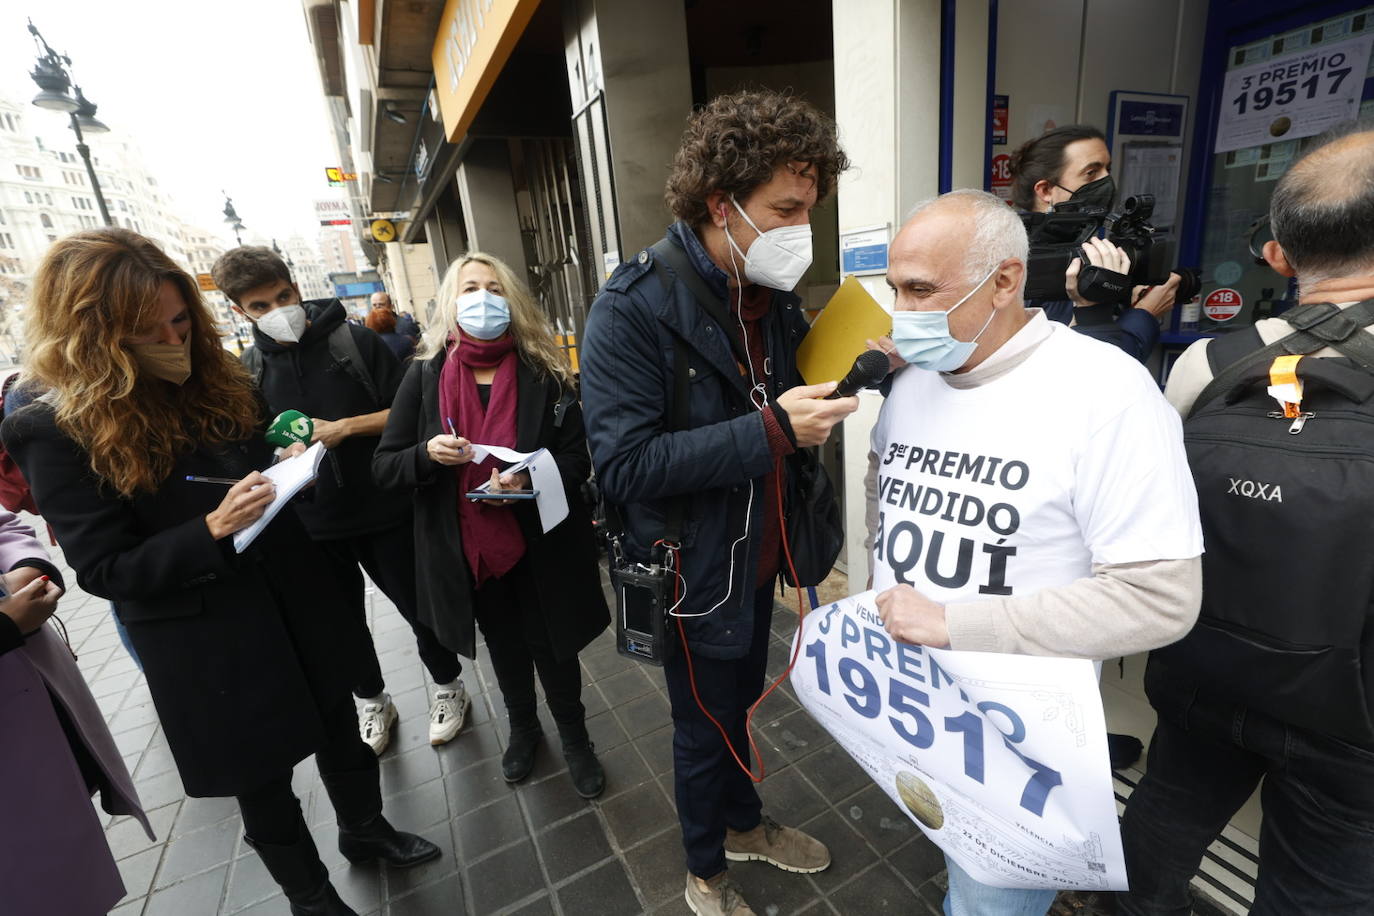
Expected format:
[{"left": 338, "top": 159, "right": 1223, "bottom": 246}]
[{"left": 47, "top": 534, "right": 953, "bottom": 916}]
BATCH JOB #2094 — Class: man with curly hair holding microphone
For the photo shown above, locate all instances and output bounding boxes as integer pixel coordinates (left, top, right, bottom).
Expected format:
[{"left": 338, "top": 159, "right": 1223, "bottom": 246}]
[{"left": 581, "top": 89, "right": 856, "bottom": 916}]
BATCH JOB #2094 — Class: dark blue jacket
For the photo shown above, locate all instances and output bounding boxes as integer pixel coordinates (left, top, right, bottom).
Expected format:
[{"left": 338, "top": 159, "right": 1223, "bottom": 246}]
[
  {"left": 1035, "top": 298, "right": 1160, "bottom": 363},
  {"left": 580, "top": 222, "right": 810, "bottom": 660}
]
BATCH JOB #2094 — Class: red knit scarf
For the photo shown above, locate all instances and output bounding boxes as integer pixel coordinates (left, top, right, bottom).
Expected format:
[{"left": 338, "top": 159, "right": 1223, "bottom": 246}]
[{"left": 438, "top": 332, "right": 525, "bottom": 586}]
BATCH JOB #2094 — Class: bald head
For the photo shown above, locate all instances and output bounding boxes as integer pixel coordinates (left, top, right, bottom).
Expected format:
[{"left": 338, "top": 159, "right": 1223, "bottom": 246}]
[
  {"left": 1271, "top": 124, "right": 1374, "bottom": 284},
  {"left": 893, "top": 189, "right": 1029, "bottom": 288}
]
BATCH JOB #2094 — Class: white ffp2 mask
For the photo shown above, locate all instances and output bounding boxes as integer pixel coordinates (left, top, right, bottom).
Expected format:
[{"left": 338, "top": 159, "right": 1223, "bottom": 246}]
[
  {"left": 726, "top": 195, "right": 813, "bottom": 291},
  {"left": 256, "top": 304, "right": 307, "bottom": 343}
]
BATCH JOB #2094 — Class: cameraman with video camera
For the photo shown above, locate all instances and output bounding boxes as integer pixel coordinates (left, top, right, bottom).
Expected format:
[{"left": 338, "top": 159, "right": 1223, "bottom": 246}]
[{"left": 1011, "top": 125, "right": 1185, "bottom": 363}]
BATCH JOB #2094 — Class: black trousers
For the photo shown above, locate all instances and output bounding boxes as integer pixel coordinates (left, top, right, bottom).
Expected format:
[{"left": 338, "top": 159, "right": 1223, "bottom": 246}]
[
  {"left": 236, "top": 697, "right": 380, "bottom": 844},
  {"left": 473, "top": 559, "right": 587, "bottom": 743},
  {"left": 1119, "top": 662, "right": 1374, "bottom": 915},
  {"left": 662, "top": 584, "right": 772, "bottom": 878},
  {"left": 317, "top": 522, "right": 463, "bottom": 697}
]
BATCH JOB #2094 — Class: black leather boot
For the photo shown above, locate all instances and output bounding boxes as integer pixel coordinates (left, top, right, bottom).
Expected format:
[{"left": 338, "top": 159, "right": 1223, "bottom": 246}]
[
  {"left": 337, "top": 813, "right": 442, "bottom": 868},
  {"left": 320, "top": 768, "right": 441, "bottom": 868},
  {"left": 1108, "top": 733, "right": 1144, "bottom": 770},
  {"left": 502, "top": 723, "right": 543, "bottom": 783},
  {"left": 563, "top": 740, "right": 605, "bottom": 799},
  {"left": 244, "top": 830, "right": 358, "bottom": 916}
]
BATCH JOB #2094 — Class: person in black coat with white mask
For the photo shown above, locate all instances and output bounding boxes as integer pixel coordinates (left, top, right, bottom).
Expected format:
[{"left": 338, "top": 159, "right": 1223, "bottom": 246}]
[
  {"left": 373, "top": 251, "right": 610, "bottom": 799},
  {"left": 1, "top": 228, "right": 440, "bottom": 916}
]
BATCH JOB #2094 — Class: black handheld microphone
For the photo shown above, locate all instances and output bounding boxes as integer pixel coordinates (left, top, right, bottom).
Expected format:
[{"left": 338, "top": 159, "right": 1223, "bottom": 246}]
[{"left": 825, "top": 349, "right": 892, "bottom": 399}]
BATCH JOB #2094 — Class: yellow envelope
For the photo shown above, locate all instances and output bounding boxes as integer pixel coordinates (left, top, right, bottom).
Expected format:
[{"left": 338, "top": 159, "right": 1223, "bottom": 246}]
[{"left": 797, "top": 276, "right": 893, "bottom": 385}]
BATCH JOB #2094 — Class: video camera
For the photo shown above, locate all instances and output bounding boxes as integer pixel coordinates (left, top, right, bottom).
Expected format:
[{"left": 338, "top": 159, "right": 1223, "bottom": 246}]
[{"left": 1021, "top": 195, "right": 1200, "bottom": 305}]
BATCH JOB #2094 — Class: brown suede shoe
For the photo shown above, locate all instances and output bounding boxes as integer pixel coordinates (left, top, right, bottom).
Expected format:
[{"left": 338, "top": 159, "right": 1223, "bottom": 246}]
[
  {"left": 685, "top": 872, "right": 757, "bottom": 916},
  {"left": 724, "top": 814, "right": 831, "bottom": 873}
]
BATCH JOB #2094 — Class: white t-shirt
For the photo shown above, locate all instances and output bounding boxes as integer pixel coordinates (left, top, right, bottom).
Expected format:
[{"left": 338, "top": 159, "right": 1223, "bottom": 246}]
[{"left": 870, "top": 321, "right": 1203, "bottom": 602}]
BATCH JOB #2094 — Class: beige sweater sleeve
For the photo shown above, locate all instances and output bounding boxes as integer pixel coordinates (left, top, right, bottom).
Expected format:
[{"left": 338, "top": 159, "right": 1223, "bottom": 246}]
[
  {"left": 1163, "top": 338, "right": 1214, "bottom": 417},
  {"left": 944, "top": 556, "right": 1202, "bottom": 660}
]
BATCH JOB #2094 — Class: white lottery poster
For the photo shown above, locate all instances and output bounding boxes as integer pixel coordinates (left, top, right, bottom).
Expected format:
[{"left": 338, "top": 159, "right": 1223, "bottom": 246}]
[
  {"left": 1215, "top": 35, "right": 1374, "bottom": 154},
  {"left": 790, "top": 592, "right": 1127, "bottom": 890}
]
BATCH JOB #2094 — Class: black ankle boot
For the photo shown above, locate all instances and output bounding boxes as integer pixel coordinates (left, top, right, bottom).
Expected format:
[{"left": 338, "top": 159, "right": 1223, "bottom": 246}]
[
  {"left": 503, "top": 723, "right": 543, "bottom": 783},
  {"left": 1108, "top": 732, "right": 1144, "bottom": 770},
  {"left": 244, "top": 831, "right": 358, "bottom": 916},
  {"left": 563, "top": 740, "right": 605, "bottom": 799},
  {"left": 337, "top": 813, "right": 442, "bottom": 868}
]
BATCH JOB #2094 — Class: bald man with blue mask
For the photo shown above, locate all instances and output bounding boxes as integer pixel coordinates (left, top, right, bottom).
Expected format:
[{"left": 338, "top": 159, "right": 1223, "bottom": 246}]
[{"left": 867, "top": 189, "right": 1203, "bottom": 916}]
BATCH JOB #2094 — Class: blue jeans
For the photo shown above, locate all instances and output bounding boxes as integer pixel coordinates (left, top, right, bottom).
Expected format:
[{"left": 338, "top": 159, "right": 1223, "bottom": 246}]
[
  {"left": 1118, "top": 657, "right": 1374, "bottom": 915},
  {"left": 662, "top": 585, "right": 772, "bottom": 878},
  {"left": 942, "top": 856, "right": 1056, "bottom": 916}
]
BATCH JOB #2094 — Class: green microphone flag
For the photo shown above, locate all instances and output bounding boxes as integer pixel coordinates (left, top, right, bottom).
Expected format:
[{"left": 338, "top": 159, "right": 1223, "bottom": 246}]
[{"left": 266, "top": 410, "right": 314, "bottom": 448}]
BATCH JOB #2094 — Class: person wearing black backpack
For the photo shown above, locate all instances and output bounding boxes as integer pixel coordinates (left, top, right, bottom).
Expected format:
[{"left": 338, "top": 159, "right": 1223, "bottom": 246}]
[
  {"left": 212, "top": 247, "right": 468, "bottom": 757},
  {"left": 1118, "top": 121, "right": 1374, "bottom": 915}
]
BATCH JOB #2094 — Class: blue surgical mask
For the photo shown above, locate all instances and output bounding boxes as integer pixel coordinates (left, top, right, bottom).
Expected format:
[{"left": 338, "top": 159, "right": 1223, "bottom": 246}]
[
  {"left": 456, "top": 289, "right": 511, "bottom": 340},
  {"left": 891, "top": 265, "right": 999, "bottom": 372}
]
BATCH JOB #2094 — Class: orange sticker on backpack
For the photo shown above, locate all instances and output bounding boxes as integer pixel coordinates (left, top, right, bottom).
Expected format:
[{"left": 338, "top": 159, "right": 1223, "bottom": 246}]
[{"left": 1268, "top": 355, "right": 1304, "bottom": 418}]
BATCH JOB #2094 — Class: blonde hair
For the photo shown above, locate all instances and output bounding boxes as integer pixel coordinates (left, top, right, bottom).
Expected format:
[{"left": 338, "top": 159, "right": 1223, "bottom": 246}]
[
  {"left": 24, "top": 228, "right": 259, "bottom": 497},
  {"left": 419, "top": 252, "right": 573, "bottom": 386}
]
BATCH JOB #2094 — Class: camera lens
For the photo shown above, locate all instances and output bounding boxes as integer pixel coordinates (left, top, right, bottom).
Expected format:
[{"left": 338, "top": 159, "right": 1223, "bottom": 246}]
[{"left": 1172, "top": 267, "right": 1202, "bottom": 304}]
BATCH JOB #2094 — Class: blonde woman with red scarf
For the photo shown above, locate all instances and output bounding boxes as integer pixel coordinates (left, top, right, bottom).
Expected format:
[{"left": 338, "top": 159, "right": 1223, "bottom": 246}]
[{"left": 374, "top": 252, "right": 609, "bottom": 798}]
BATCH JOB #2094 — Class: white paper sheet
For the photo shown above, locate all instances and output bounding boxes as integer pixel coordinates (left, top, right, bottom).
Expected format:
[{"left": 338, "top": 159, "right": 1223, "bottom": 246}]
[
  {"left": 469, "top": 442, "right": 532, "bottom": 464},
  {"left": 523, "top": 449, "right": 569, "bottom": 534},
  {"left": 792, "top": 592, "right": 1127, "bottom": 891},
  {"left": 233, "top": 442, "right": 327, "bottom": 553},
  {"left": 467, "top": 446, "right": 569, "bottom": 534}
]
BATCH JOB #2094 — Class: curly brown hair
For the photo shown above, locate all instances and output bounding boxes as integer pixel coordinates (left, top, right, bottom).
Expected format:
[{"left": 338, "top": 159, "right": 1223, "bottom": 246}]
[
  {"left": 25, "top": 228, "right": 260, "bottom": 497},
  {"left": 665, "top": 89, "right": 850, "bottom": 227}
]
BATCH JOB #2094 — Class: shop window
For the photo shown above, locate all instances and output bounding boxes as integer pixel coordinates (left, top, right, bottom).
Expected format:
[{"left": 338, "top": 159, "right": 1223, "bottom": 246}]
[{"left": 1190, "top": 4, "right": 1374, "bottom": 333}]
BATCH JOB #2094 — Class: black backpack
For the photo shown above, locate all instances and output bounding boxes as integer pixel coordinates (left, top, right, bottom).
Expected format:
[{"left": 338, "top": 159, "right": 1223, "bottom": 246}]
[
  {"left": 241, "top": 323, "right": 382, "bottom": 408},
  {"left": 1155, "top": 300, "right": 1374, "bottom": 744}
]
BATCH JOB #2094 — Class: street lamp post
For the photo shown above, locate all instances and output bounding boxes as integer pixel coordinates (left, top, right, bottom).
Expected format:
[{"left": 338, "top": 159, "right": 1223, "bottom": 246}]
[
  {"left": 27, "top": 21, "right": 112, "bottom": 227},
  {"left": 223, "top": 195, "right": 245, "bottom": 246}
]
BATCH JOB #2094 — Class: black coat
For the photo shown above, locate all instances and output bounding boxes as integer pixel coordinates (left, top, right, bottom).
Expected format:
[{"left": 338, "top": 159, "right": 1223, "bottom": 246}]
[
  {"left": 1, "top": 405, "right": 354, "bottom": 797},
  {"left": 250, "top": 299, "right": 408, "bottom": 539},
  {"left": 372, "top": 350, "right": 608, "bottom": 661}
]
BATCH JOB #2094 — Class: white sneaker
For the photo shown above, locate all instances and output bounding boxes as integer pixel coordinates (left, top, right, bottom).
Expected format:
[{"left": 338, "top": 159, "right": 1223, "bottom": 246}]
[
  {"left": 359, "top": 699, "right": 398, "bottom": 755},
  {"left": 429, "top": 681, "right": 471, "bottom": 746}
]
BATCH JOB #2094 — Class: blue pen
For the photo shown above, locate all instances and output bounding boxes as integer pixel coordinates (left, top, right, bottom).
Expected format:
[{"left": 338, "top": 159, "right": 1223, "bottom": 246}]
[{"left": 446, "top": 417, "right": 458, "bottom": 437}]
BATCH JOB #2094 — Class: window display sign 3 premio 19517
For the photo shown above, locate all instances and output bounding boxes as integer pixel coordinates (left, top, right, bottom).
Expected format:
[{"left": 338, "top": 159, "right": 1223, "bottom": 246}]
[{"left": 1215, "top": 34, "right": 1374, "bottom": 154}]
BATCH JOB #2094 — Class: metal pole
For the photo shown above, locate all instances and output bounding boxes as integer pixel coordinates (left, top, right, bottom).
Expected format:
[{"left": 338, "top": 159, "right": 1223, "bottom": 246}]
[{"left": 69, "top": 112, "right": 111, "bottom": 226}]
